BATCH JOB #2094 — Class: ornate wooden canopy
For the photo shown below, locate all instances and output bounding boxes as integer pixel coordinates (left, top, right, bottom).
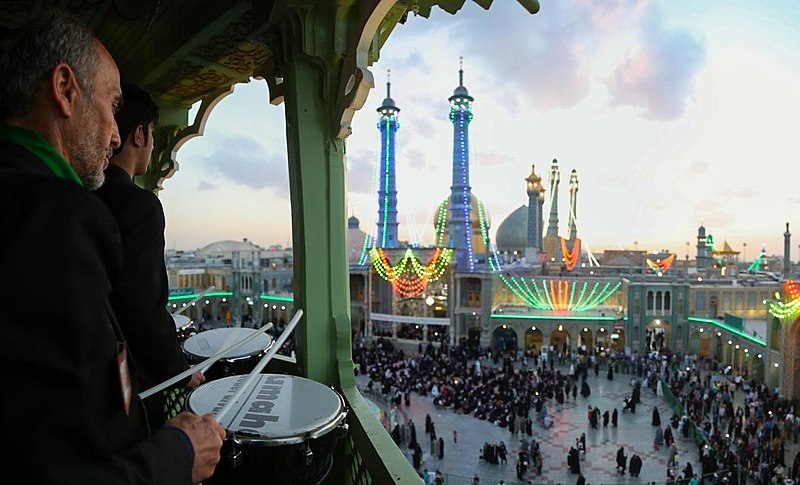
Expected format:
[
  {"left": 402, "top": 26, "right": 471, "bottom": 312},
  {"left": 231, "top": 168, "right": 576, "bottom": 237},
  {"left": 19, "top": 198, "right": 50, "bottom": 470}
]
[{"left": 1, "top": 0, "right": 538, "bottom": 113}]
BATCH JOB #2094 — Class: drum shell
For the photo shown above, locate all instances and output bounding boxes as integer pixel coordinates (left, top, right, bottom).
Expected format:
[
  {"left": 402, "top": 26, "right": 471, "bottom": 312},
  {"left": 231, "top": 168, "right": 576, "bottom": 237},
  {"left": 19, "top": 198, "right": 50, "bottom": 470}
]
[
  {"left": 182, "top": 328, "right": 273, "bottom": 381},
  {"left": 186, "top": 352, "right": 264, "bottom": 382},
  {"left": 205, "top": 428, "right": 339, "bottom": 485},
  {"left": 187, "top": 374, "right": 349, "bottom": 485}
]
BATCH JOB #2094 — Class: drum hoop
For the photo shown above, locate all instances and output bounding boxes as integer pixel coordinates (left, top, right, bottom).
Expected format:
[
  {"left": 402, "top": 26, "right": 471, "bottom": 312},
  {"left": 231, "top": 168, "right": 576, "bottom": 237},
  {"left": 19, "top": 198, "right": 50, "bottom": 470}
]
[
  {"left": 230, "top": 392, "right": 348, "bottom": 447},
  {"left": 183, "top": 329, "right": 274, "bottom": 360}
]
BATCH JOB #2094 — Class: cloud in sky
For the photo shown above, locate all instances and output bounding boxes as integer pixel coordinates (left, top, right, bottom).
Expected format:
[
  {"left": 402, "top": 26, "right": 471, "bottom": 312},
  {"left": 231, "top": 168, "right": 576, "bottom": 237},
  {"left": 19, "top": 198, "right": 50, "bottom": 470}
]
[
  {"left": 450, "top": 1, "right": 594, "bottom": 110},
  {"left": 197, "top": 180, "right": 215, "bottom": 191},
  {"left": 685, "top": 159, "right": 710, "bottom": 176},
  {"left": 694, "top": 200, "right": 734, "bottom": 228},
  {"left": 721, "top": 187, "right": 759, "bottom": 199},
  {"left": 405, "top": 148, "right": 428, "bottom": 170},
  {"left": 345, "top": 149, "right": 376, "bottom": 194},
  {"left": 606, "top": 5, "right": 706, "bottom": 120},
  {"left": 197, "top": 134, "right": 289, "bottom": 197},
  {"left": 476, "top": 151, "right": 516, "bottom": 167}
]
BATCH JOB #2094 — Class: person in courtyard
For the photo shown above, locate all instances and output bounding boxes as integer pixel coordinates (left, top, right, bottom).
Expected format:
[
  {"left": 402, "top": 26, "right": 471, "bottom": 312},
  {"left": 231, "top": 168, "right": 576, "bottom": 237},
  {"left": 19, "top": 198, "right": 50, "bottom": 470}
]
[{"left": 617, "top": 446, "right": 628, "bottom": 475}]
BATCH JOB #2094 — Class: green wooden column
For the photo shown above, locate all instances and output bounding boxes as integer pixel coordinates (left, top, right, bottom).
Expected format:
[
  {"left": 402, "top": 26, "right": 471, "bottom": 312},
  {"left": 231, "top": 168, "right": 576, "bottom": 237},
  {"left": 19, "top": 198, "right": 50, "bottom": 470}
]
[{"left": 283, "top": 57, "right": 349, "bottom": 385}]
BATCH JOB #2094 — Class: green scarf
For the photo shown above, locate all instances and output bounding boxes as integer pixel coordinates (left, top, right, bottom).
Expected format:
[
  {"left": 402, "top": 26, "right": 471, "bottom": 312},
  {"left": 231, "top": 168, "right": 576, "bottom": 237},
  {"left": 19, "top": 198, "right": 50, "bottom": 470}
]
[{"left": 0, "top": 123, "right": 83, "bottom": 187}]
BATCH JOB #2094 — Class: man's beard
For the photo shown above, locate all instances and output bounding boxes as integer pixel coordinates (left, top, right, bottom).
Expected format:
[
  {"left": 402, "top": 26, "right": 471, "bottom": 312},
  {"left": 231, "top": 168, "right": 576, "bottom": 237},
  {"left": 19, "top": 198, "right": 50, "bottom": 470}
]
[{"left": 71, "top": 104, "right": 109, "bottom": 190}]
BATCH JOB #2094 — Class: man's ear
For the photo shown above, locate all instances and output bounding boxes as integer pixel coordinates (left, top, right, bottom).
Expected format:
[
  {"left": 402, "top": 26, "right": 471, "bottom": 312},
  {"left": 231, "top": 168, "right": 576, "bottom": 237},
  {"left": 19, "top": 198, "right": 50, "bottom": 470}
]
[
  {"left": 134, "top": 124, "right": 146, "bottom": 148},
  {"left": 50, "top": 63, "right": 81, "bottom": 118}
]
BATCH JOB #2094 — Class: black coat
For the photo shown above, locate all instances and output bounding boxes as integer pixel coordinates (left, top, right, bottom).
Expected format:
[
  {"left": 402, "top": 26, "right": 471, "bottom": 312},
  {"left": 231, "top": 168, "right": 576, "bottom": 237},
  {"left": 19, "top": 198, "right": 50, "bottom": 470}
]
[
  {"left": 94, "top": 164, "right": 190, "bottom": 391},
  {"left": 0, "top": 141, "right": 192, "bottom": 484}
]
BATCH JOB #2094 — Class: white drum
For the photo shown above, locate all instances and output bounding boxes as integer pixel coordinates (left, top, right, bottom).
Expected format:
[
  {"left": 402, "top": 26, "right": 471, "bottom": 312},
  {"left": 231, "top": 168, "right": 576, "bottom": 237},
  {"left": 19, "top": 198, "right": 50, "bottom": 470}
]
[
  {"left": 187, "top": 374, "right": 348, "bottom": 484},
  {"left": 182, "top": 328, "right": 273, "bottom": 381},
  {"left": 172, "top": 314, "right": 194, "bottom": 342}
]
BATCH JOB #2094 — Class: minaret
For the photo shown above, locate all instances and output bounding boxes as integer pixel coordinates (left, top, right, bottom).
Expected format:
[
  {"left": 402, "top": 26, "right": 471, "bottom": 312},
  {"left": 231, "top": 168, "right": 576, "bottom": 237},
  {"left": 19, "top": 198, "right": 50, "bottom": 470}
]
[
  {"left": 568, "top": 169, "right": 579, "bottom": 241},
  {"left": 525, "top": 164, "right": 545, "bottom": 249},
  {"left": 448, "top": 57, "right": 475, "bottom": 271},
  {"left": 784, "top": 222, "right": 792, "bottom": 279},
  {"left": 696, "top": 224, "right": 709, "bottom": 270},
  {"left": 545, "top": 159, "right": 561, "bottom": 238},
  {"left": 375, "top": 70, "right": 400, "bottom": 248},
  {"left": 541, "top": 159, "right": 561, "bottom": 260}
]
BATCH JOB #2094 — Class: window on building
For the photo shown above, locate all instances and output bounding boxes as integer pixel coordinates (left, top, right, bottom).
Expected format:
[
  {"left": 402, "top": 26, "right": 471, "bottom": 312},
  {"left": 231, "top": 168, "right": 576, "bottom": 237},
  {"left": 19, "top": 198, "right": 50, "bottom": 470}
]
[
  {"left": 696, "top": 294, "right": 706, "bottom": 312},
  {"left": 647, "top": 291, "right": 654, "bottom": 311},
  {"left": 664, "top": 291, "right": 671, "bottom": 311}
]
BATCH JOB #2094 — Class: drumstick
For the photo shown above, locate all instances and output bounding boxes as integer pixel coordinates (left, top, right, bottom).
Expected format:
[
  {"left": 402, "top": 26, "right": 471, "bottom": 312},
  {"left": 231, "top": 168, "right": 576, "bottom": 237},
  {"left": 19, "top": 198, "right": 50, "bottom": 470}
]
[
  {"left": 140, "top": 321, "right": 274, "bottom": 399},
  {"left": 171, "top": 285, "right": 216, "bottom": 316},
  {"left": 215, "top": 309, "right": 303, "bottom": 424}
]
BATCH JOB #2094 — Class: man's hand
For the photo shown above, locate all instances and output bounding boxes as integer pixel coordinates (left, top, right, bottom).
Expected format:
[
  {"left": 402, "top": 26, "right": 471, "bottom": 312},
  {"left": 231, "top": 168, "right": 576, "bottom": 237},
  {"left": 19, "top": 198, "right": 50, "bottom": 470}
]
[
  {"left": 187, "top": 371, "right": 205, "bottom": 388},
  {"left": 166, "top": 412, "right": 225, "bottom": 484}
]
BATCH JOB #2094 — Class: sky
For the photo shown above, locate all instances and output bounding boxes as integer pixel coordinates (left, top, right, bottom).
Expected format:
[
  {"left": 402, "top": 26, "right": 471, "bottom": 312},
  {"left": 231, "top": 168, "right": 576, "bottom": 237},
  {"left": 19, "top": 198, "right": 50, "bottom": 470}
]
[{"left": 159, "top": 0, "right": 800, "bottom": 261}]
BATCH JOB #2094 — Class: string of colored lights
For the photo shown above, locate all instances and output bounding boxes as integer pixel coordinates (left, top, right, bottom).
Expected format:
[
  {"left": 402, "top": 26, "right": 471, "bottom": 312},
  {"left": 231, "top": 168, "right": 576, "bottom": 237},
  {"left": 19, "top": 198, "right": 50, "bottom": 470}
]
[
  {"left": 377, "top": 116, "right": 397, "bottom": 247},
  {"left": 436, "top": 200, "right": 449, "bottom": 247},
  {"left": 646, "top": 253, "right": 676, "bottom": 274},
  {"left": 369, "top": 247, "right": 453, "bottom": 296},
  {"left": 450, "top": 101, "right": 474, "bottom": 272},
  {"left": 560, "top": 237, "right": 581, "bottom": 270},
  {"left": 768, "top": 280, "right": 800, "bottom": 320},
  {"left": 498, "top": 278, "right": 621, "bottom": 312},
  {"left": 746, "top": 247, "right": 767, "bottom": 272},
  {"left": 356, "top": 148, "right": 382, "bottom": 266}
]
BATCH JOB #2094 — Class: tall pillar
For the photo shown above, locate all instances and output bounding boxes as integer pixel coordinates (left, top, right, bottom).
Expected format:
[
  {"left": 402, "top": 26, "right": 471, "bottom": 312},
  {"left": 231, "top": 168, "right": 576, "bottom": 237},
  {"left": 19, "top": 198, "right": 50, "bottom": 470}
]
[
  {"left": 568, "top": 169, "right": 579, "bottom": 241},
  {"left": 784, "top": 223, "right": 791, "bottom": 279}
]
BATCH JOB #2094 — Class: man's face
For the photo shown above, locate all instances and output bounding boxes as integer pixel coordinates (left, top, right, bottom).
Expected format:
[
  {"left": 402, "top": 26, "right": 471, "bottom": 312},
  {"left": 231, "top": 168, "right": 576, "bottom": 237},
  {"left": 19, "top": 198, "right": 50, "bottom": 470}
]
[{"left": 70, "top": 40, "right": 121, "bottom": 190}]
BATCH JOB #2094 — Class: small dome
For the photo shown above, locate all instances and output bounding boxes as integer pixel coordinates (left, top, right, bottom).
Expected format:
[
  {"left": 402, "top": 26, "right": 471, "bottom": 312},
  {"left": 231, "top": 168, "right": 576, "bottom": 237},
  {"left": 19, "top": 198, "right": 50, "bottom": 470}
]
[
  {"left": 453, "top": 85, "right": 470, "bottom": 97},
  {"left": 495, "top": 205, "right": 528, "bottom": 252},
  {"left": 196, "top": 239, "right": 262, "bottom": 257},
  {"left": 348, "top": 215, "right": 360, "bottom": 229}
]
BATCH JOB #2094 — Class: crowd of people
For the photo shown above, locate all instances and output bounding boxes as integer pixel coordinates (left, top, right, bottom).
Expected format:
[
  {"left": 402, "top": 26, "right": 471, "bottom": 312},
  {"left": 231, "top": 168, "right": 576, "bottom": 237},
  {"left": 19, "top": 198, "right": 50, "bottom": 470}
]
[{"left": 355, "top": 334, "right": 800, "bottom": 485}]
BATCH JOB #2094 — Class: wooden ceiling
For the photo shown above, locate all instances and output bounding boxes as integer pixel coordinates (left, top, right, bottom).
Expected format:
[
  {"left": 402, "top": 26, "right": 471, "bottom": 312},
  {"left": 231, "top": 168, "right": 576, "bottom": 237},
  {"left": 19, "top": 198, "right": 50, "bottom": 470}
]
[{"left": 0, "top": 1, "right": 538, "bottom": 108}]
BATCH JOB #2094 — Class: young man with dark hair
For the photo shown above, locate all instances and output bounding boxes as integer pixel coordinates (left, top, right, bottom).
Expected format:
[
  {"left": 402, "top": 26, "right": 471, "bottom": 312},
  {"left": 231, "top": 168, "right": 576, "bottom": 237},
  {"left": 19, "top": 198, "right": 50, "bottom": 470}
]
[
  {"left": 0, "top": 10, "right": 222, "bottom": 484},
  {"left": 95, "top": 83, "right": 204, "bottom": 429}
]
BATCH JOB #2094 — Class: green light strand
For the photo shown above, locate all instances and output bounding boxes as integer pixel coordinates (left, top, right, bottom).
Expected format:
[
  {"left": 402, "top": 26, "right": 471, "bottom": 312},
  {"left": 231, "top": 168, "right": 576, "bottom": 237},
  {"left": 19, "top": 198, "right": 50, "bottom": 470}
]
[{"left": 568, "top": 281, "right": 577, "bottom": 311}]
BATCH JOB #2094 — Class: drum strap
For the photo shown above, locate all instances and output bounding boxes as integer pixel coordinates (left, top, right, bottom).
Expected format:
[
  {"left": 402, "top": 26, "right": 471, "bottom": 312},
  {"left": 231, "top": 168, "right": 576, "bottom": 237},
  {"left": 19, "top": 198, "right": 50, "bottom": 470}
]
[{"left": 104, "top": 300, "right": 150, "bottom": 430}]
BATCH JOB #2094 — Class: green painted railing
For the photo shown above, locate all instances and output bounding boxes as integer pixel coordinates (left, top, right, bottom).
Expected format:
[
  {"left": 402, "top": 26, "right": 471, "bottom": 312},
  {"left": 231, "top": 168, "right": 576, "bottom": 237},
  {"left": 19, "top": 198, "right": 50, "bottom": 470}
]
[
  {"left": 337, "top": 386, "right": 423, "bottom": 484},
  {"left": 660, "top": 379, "right": 707, "bottom": 447}
]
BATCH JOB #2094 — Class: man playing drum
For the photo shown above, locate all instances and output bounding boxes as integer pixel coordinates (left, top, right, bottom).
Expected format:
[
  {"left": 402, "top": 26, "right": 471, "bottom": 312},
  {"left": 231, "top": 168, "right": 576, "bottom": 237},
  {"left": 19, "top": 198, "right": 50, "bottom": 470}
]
[
  {"left": 0, "top": 9, "right": 224, "bottom": 484},
  {"left": 95, "top": 83, "right": 204, "bottom": 428}
]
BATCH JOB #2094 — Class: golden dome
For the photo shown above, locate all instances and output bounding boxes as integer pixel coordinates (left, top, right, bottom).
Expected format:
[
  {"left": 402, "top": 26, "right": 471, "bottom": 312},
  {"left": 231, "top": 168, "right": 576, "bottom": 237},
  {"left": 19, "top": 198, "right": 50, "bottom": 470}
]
[{"left": 432, "top": 193, "right": 491, "bottom": 254}]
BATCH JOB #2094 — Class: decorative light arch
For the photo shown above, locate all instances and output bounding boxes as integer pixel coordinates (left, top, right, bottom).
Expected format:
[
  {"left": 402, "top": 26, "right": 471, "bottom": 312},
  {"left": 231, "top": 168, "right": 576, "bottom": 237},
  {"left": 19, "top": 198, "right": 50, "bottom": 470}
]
[
  {"left": 769, "top": 280, "right": 800, "bottom": 320},
  {"left": 498, "top": 277, "right": 621, "bottom": 312},
  {"left": 646, "top": 253, "right": 676, "bottom": 274},
  {"left": 369, "top": 247, "right": 453, "bottom": 296}
]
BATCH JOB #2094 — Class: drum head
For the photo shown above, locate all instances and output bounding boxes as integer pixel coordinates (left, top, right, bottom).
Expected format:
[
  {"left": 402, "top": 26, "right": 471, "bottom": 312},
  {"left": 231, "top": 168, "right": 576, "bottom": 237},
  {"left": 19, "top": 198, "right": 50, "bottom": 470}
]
[
  {"left": 188, "top": 374, "right": 345, "bottom": 445},
  {"left": 173, "top": 314, "right": 191, "bottom": 330},
  {"left": 183, "top": 328, "right": 273, "bottom": 360}
]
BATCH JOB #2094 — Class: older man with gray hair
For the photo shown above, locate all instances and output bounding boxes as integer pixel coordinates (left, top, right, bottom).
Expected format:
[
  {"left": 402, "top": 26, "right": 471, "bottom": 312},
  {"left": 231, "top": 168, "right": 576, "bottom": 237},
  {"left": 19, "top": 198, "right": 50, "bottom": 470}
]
[{"left": 0, "top": 9, "right": 224, "bottom": 484}]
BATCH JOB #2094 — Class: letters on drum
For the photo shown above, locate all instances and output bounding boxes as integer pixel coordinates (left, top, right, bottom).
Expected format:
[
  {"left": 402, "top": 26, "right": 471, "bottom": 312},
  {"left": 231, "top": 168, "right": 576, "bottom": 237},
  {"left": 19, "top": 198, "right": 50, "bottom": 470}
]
[{"left": 212, "top": 374, "right": 285, "bottom": 431}]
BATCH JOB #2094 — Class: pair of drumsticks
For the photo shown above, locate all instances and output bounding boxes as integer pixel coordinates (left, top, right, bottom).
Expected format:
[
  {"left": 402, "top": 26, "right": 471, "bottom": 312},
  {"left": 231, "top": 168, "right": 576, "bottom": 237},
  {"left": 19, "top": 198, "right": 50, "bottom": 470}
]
[{"left": 141, "top": 309, "right": 304, "bottom": 423}]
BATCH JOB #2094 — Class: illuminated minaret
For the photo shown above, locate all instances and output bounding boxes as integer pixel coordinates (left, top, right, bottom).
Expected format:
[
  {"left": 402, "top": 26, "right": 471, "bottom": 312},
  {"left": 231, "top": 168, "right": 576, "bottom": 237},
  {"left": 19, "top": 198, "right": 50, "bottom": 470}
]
[
  {"left": 375, "top": 70, "right": 400, "bottom": 248},
  {"left": 448, "top": 57, "right": 475, "bottom": 271},
  {"left": 568, "top": 169, "right": 579, "bottom": 241}
]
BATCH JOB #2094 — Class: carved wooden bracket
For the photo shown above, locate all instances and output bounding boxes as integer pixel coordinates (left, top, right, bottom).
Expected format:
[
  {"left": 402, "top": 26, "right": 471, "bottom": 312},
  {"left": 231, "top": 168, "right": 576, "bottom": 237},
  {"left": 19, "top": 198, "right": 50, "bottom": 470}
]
[{"left": 143, "top": 85, "right": 236, "bottom": 192}]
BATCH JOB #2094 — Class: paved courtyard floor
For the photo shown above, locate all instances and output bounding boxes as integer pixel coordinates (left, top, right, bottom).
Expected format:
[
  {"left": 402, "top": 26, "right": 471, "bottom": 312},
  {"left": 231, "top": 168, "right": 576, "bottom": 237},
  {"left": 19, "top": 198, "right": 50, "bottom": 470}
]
[{"left": 357, "top": 362, "right": 792, "bottom": 485}]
